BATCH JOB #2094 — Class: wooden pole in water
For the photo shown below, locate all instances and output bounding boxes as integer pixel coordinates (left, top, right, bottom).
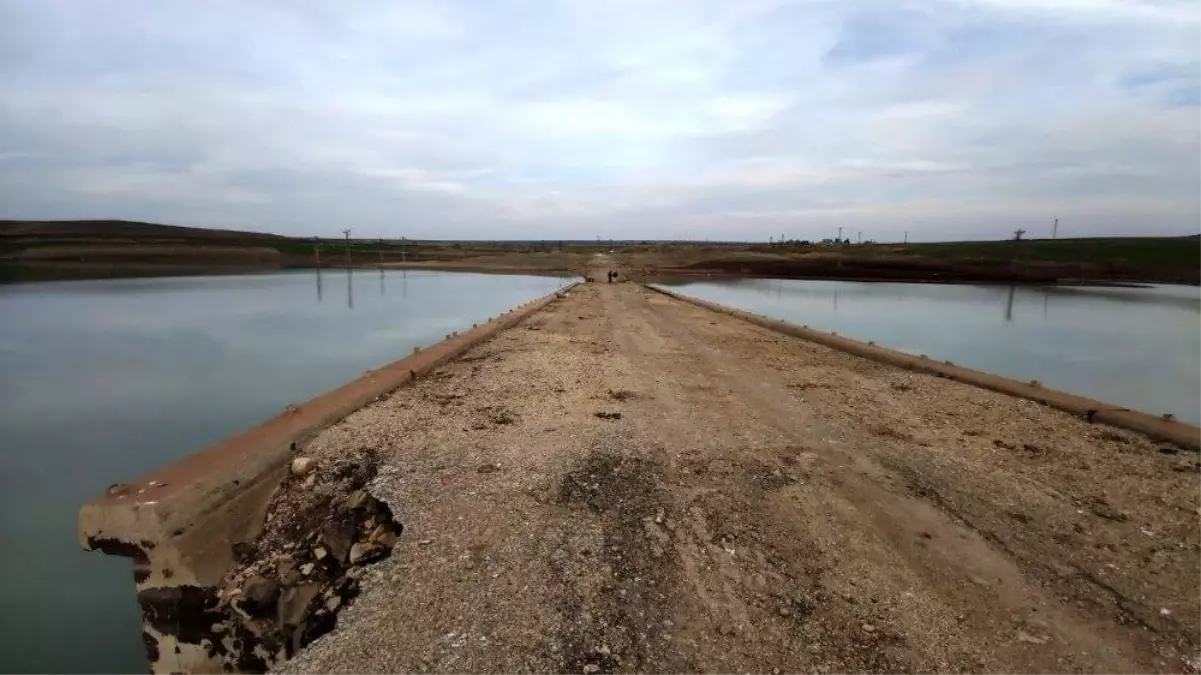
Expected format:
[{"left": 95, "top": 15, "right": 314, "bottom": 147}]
[{"left": 341, "top": 229, "right": 352, "bottom": 267}]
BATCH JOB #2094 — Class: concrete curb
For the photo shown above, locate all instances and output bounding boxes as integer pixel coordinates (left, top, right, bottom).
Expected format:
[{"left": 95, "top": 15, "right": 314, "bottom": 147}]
[
  {"left": 78, "top": 282, "right": 576, "bottom": 673},
  {"left": 646, "top": 284, "right": 1200, "bottom": 452}
]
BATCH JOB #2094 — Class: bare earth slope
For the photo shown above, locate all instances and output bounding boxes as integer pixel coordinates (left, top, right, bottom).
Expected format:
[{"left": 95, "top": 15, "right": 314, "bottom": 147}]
[{"left": 279, "top": 281, "right": 1199, "bottom": 674}]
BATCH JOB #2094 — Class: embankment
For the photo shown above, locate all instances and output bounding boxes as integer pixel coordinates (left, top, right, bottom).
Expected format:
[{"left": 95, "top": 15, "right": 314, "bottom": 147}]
[
  {"left": 77, "top": 285, "right": 574, "bottom": 673},
  {"left": 77, "top": 281, "right": 1199, "bottom": 674}
]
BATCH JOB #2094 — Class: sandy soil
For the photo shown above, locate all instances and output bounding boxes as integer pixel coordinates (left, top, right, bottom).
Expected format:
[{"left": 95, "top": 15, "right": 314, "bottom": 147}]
[{"left": 275, "top": 271, "right": 1199, "bottom": 673}]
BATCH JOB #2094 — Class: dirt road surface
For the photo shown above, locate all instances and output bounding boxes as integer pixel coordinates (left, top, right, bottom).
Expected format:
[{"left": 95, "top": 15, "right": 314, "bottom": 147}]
[{"left": 278, "top": 279, "right": 1199, "bottom": 674}]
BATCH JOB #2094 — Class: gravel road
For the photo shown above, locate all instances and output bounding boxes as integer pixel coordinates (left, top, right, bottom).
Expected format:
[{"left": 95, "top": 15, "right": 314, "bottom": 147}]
[{"left": 278, "top": 279, "right": 1199, "bottom": 674}]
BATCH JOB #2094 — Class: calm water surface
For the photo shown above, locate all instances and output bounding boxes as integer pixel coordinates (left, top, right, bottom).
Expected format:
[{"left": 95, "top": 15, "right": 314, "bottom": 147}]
[
  {"left": 661, "top": 279, "right": 1200, "bottom": 424},
  {"left": 0, "top": 270, "right": 568, "bottom": 673}
]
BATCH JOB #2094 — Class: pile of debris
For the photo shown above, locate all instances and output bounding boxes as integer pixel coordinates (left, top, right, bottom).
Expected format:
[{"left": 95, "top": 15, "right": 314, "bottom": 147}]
[{"left": 207, "top": 449, "right": 403, "bottom": 672}]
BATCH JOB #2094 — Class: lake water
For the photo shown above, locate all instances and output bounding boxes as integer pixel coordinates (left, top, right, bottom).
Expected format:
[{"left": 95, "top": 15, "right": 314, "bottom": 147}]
[
  {"left": 0, "top": 270, "right": 569, "bottom": 673},
  {"left": 659, "top": 279, "right": 1200, "bottom": 425}
]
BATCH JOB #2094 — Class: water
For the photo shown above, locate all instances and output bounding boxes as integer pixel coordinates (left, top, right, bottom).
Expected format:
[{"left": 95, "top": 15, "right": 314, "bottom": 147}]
[
  {"left": 659, "top": 279, "right": 1200, "bottom": 425},
  {"left": 0, "top": 270, "right": 568, "bottom": 673}
]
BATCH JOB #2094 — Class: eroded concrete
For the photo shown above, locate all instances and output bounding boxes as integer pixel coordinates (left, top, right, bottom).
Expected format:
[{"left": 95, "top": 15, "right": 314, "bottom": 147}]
[{"left": 78, "top": 286, "right": 573, "bottom": 673}]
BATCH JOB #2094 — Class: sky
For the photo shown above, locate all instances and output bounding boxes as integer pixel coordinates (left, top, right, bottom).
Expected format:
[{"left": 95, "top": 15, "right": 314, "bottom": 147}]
[{"left": 0, "top": 0, "right": 1198, "bottom": 242}]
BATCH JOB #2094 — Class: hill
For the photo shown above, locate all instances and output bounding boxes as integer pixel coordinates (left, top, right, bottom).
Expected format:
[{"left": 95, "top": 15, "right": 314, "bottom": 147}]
[{"left": 0, "top": 220, "right": 1196, "bottom": 285}]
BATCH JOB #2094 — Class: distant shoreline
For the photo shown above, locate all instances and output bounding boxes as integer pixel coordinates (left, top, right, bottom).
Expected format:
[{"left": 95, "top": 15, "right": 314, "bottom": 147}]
[{"left": 2, "top": 219, "right": 1197, "bottom": 286}]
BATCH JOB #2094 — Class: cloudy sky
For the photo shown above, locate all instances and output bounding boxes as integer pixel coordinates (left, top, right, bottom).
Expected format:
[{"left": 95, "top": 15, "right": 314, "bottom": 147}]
[{"left": 0, "top": 0, "right": 1197, "bottom": 241}]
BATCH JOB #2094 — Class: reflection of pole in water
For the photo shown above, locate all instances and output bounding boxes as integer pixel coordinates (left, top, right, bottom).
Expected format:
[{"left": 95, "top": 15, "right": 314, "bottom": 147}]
[
  {"left": 315, "top": 239, "right": 323, "bottom": 303},
  {"left": 380, "top": 267, "right": 385, "bottom": 297},
  {"left": 833, "top": 289, "right": 839, "bottom": 311},
  {"left": 402, "top": 269, "right": 408, "bottom": 298},
  {"left": 1043, "top": 288, "right": 1049, "bottom": 318},
  {"left": 1004, "top": 285, "right": 1016, "bottom": 322},
  {"left": 347, "top": 268, "right": 354, "bottom": 310}
]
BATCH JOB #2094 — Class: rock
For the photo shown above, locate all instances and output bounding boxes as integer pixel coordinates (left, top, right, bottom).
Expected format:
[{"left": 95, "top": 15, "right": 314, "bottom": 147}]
[
  {"left": 1172, "top": 459, "right": 1201, "bottom": 473},
  {"left": 349, "top": 542, "right": 388, "bottom": 565},
  {"left": 583, "top": 664, "right": 600, "bottom": 674},
  {"left": 242, "top": 576, "right": 281, "bottom": 618},
  {"left": 418, "top": 539, "right": 433, "bottom": 546},
  {"left": 662, "top": 619, "right": 674, "bottom": 628},
  {"left": 278, "top": 583, "right": 322, "bottom": 627},
  {"left": 278, "top": 560, "right": 302, "bottom": 586},
  {"left": 291, "top": 457, "right": 316, "bottom": 477},
  {"left": 232, "top": 542, "right": 256, "bottom": 563},
  {"left": 302, "top": 474, "right": 317, "bottom": 490},
  {"left": 345, "top": 490, "right": 370, "bottom": 511},
  {"left": 1089, "top": 501, "right": 1127, "bottom": 522},
  {"left": 862, "top": 623, "right": 875, "bottom": 633},
  {"left": 326, "top": 595, "right": 342, "bottom": 612},
  {"left": 300, "top": 609, "right": 337, "bottom": 649},
  {"left": 1157, "top": 442, "right": 1181, "bottom": 455},
  {"left": 372, "top": 528, "right": 399, "bottom": 550},
  {"left": 337, "top": 575, "right": 361, "bottom": 600},
  {"left": 300, "top": 563, "right": 315, "bottom": 577},
  {"left": 594, "top": 411, "right": 622, "bottom": 420},
  {"left": 314, "top": 547, "right": 329, "bottom": 561},
  {"left": 321, "top": 521, "right": 356, "bottom": 562},
  {"left": 1016, "top": 630, "right": 1049, "bottom": 645},
  {"left": 477, "top": 463, "right": 499, "bottom": 474}
]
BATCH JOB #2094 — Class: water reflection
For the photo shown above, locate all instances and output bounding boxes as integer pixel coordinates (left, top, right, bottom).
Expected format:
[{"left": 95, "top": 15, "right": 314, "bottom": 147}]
[
  {"left": 0, "top": 270, "right": 569, "bottom": 673},
  {"left": 660, "top": 278, "right": 1200, "bottom": 424},
  {"left": 314, "top": 268, "right": 417, "bottom": 308},
  {"left": 760, "top": 279, "right": 1092, "bottom": 325}
]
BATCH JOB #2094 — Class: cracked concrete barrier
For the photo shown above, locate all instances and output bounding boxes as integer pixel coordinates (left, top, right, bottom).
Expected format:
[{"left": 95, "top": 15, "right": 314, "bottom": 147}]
[
  {"left": 647, "top": 285, "right": 1200, "bottom": 452},
  {"left": 78, "top": 284, "right": 576, "bottom": 674}
]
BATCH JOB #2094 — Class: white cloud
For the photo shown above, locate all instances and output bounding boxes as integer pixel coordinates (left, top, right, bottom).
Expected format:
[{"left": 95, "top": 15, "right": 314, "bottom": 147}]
[{"left": 0, "top": 0, "right": 1196, "bottom": 241}]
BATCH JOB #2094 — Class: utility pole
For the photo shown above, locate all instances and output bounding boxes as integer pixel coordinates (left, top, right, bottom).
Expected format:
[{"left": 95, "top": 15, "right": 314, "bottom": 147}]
[
  {"left": 1013, "top": 228, "right": 1026, "bottom": 241},
  {"left": 837, "top": 226, "right": 843, "bottom": 243},
  {"left": 341, "top": 229, "right": 352, "bottom": 267},
  {"left": 1052, "top": 218, "right": 1059, "bottom": 240},
  {"left": 903, "top": 231, "right": 908, "bottom": 244},
  {"left": 857, "top": 231, "right": 862, "bottom": 244}
]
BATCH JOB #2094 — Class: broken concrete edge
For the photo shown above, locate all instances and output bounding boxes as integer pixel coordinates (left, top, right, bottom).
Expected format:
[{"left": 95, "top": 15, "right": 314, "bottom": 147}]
[
  {"left": 646, "top": 284, "right": 1200, "bottom": 452},
  {"left": 77, "top": 282, "right": 576, "bottom": 673}
]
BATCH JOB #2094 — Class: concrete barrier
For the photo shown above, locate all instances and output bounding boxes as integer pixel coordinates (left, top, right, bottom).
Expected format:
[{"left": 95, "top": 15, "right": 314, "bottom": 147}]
[
  {"left": 647, "top": 285, "right": 1200, "bottom": 452},
  {"left": 78, "top": 284, "right": 576, "bottom": 673}
]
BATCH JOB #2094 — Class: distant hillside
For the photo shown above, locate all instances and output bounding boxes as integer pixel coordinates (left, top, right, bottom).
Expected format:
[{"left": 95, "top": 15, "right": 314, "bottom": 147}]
[{"left": 0, "top": 219, "right": 286, "bottom": 241}]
